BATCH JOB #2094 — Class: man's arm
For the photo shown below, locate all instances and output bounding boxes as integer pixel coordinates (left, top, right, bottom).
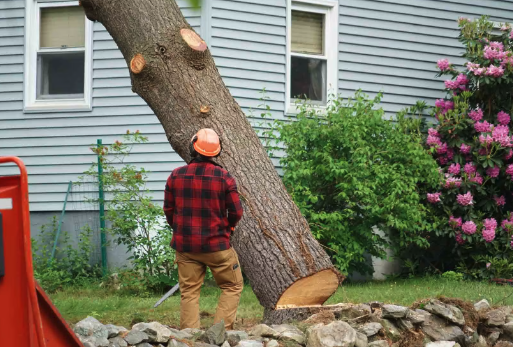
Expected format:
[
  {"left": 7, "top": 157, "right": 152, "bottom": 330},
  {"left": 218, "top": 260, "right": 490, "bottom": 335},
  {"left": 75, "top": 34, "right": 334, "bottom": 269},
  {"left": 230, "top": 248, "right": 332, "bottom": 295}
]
[
  {"left": 225, "top": 173, "right": 243, "bottom": 229},
  {"left": 163, "top": 174, "right": 174, "bottom": 226}
]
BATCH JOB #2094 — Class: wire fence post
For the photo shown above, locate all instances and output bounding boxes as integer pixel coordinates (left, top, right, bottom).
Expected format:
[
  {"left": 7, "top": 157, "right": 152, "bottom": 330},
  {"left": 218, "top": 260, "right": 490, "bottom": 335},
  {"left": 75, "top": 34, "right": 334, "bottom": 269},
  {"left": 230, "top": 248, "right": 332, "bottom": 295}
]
[{"left": 97, "top": 139, "right": 108, "bottom": 276}]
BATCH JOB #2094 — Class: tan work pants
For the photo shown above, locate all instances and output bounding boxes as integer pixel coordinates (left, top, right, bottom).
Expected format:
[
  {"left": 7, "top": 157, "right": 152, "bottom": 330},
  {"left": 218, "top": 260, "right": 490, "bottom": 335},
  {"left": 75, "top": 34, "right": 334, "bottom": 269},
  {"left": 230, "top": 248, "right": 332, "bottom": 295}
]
[{"left": 176, "top": 248, "right": 243, "bottom": 330}]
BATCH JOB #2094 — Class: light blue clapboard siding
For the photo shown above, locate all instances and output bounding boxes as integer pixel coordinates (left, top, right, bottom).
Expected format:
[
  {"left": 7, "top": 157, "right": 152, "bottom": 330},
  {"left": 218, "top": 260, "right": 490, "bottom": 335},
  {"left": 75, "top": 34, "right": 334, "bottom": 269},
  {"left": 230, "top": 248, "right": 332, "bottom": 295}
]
[
  {"left": 1, "top": 0, "right": 513, "bottom": 212},
  {"left": 0, "top": 0, "right": 201, "bottom": 211},
  {"left": 337, "top": 0, "right": 513, "bottom": 114},
  {"left": 209, "top": 0, "right": 287, "bottom": 117}
]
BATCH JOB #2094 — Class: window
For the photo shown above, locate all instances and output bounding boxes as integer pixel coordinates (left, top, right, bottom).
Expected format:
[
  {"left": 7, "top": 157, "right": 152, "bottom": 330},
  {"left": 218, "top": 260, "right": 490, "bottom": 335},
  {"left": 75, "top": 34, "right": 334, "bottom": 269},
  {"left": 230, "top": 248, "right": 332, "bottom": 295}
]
[
  {"left": 24, "top": 1, "right": 92, "bottom": 112},
  {"left": 287, "top": 0, "right": 338, "bottom": 113}
]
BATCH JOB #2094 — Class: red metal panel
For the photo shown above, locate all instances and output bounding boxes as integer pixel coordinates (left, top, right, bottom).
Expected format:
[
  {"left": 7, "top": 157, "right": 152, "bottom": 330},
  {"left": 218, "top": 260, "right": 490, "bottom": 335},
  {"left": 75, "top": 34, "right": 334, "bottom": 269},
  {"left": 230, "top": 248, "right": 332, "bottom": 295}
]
[{"left": 0, "top": 157, "right": 83, "bottom": 347}]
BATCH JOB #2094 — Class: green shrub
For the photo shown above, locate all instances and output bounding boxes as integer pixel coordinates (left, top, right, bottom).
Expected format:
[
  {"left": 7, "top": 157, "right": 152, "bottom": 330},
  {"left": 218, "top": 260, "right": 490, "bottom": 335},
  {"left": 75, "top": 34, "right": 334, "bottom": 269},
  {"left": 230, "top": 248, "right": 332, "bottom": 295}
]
[
  {"left": 83, "top": 131, "right": 177, "bottom": 293},
  {"left": 442, "top": 271, "right": 464, "bottom": 281},
  {"left": 32, "top": 217, "right": 101, "bottom": 292},
  {"left": 265, "top": 91, "right": 440, "bottom": 275}
]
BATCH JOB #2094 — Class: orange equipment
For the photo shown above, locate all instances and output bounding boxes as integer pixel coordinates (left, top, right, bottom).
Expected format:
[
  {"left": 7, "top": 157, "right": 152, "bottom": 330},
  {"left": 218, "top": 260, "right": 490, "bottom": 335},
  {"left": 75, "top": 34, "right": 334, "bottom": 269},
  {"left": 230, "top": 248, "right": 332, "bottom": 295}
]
[
  {"left": 191, "top": 128, "right": 222, "bottom": 157},
  {"left": 0, "top": 157, "right": 83, "bottom": 347}
]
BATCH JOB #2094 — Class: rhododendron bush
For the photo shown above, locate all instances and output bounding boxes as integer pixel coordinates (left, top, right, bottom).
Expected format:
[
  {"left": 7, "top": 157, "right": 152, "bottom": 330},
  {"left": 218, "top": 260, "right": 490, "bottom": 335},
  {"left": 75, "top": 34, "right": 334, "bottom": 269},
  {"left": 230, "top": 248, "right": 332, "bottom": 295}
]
[{"left": 425, "top": 17, "right": 513, "bottom": 279}]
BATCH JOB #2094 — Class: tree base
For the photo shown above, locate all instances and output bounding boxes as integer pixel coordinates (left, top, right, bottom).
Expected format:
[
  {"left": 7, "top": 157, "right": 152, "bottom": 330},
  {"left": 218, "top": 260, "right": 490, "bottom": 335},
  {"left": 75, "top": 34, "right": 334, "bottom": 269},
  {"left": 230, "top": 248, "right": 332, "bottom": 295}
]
[{"left": 276, "top": 269, "right": 339, "bottom": 308}]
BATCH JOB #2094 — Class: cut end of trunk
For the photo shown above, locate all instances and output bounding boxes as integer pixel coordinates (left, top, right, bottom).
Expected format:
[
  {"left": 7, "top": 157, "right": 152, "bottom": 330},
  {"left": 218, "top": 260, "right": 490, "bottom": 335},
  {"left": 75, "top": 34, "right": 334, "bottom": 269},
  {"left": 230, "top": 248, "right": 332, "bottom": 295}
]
[
  {"left": 180, "top": 28, "right": 207, "bottom": 52},
  {"left": 275, "top": 269, "right": 339, "bottom": 309},
  {"left": 130, "top": 54, "right": 146, "bottom": 74}
]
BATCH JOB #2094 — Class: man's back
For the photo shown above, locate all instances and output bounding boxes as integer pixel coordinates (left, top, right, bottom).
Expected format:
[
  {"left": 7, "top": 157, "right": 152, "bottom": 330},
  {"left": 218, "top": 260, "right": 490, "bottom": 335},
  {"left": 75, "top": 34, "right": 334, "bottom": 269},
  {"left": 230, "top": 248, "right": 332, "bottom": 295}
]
[{"left": 164, "top": 158, "right": 243, "bottom": 253}]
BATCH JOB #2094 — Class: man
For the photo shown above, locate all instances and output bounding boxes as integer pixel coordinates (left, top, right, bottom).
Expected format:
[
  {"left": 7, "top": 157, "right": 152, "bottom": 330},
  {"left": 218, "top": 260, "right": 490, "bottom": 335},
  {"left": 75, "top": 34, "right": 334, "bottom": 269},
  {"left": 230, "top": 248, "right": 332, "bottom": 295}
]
[{"left": 164, "top": 128, "right": 244, "bottom": 330}]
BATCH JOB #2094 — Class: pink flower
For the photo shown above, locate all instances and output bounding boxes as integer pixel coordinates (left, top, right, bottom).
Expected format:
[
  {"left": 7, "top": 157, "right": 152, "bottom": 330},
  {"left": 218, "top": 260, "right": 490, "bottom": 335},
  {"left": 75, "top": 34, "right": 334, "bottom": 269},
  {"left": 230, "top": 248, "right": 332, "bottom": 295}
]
[
  {"left": 447, "top": 148, "right": 455, "bottom": 160},
  {"left": 486, "top": 65, "right": 505, "bottom": 77},
  {"left": 469, "top": 108, "right": 484, "bottom": 122},
  {"left": 449, "top": 163, "right": 461, "bottom": 175},
  {"left": 466, "top": 62, "right": 480, "bottom": 71},
  {"left": 427, "top": 192, "right": 442, "bottom": 204},
  {"left": 503, "top": 220, "right": 513, "bottom": 231},
  {"left": 427, "top": 135, "right": 442, "bottom": 147},
  {"left": 511, "top": 30, "right": 513, "bottom": 39},
  {"left": 455, "top": 233, "right": 465, "bottom": 245},
  {"left": 457, "top": 192, "right": 474, "bottom": 206},
  {"left": 445, "top": 80, "right": 459, "bottom": 90},
  {"left": 487, "top": 166, "right": 500, "bottom": 178},
  {"left": 475, "top": 121, "right": 492, "bottom": 133},
  {"left": 464, "top": 163, "right": 476, "bottom": 175},
  {"left": 437, "top": 143, "right": 448, "bottom": 155},
  {"left": 439, "top": 156, "right": 449, "bottom": 165},
  {"left": 506, "top": 164, "right": 513, "bottom": 176},
  {"left": 456, "top": 74, "right": 469, "bottom": 86},
  {"left": 478, "top": 148, "right": 489, "bottom": 156},
  {"left": 469, "top": 172, "right": 483, "bottom": 185},
  {"left": 445, "top": 101, "right": 454, "bottom": 110},
  {"left": 437, "top": 59, "right": 451, "bottom": 71},
  {"left": 462, "top": 221, "right": 477, "bottom": 235},
  {"left": 458, "top": 17, "right": 471, "bottom": 25},
  {"left": 498, "top": 111, "right": 511, "bottom": 125},
  {"left": 445, "top": 177, "right": 462, "bottom": 188},
  {"left": 449, "top": 216, "right": 463, "bottom": 228},
  {"left": 460, "top": 143, "right": 471, "bottom": 154},
  {"left": 435, "top": 99, "right": 446, "bottom": 109},
  {"left": 484, "top": 43, "right": 505, "bottom": 60},
  {"left": 444, "top": 74, "right": 469, "bottom": 90},
  {"left": 489, "top": 41, "right": 505, "bottom": 50},
  {"left": 428, "top": 128, "right": 440, "bottom": 137},
  {"left": 483, "top": 228, "right": 496, "bottom": 242},
  {"left": 479, "top": 134, "right": 493, "bottom": 145},
  {"left": 484, "top": 218, "right": 498, "bottom": 230},
  {"left": 487, "top": 262, "right": 492, "bottom": 269},
  {"left": 495, "top": 195, "right": 506, "bottom": 206},
  {"left": 492, "top": 125, "right": 512, "bottom": 147},
  {"left": 505, "top": 149, "right": 513, "bottom": 160}
]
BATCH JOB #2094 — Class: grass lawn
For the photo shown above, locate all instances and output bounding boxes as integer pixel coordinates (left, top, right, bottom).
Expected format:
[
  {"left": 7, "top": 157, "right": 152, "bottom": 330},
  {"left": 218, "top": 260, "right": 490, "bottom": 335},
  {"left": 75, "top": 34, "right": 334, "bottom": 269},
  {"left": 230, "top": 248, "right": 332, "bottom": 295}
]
[{"left": 50, "top": 277, "right": 513, "bottom": 329}]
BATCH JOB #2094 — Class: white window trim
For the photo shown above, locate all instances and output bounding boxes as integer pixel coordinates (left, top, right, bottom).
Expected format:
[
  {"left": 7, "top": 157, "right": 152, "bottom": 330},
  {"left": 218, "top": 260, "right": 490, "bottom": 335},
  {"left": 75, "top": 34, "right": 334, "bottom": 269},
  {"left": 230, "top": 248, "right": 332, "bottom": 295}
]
[
  {"left": 24, "top": 0, "right": 93, "bottom": 113},
  {"left": 286, "top": 0, "right": 338, "bottom": 115}
]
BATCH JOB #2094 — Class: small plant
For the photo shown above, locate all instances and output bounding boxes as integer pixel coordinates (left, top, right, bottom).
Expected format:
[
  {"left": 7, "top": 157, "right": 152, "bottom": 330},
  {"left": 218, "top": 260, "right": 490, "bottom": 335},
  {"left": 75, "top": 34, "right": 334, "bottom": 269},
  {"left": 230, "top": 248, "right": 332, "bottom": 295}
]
[
  {"left": 32, "top": 216, "right": 101, "bottom": 292},
  {"left": 82, "top": 131, "right": 177, "bottom": 293},
  {"left": 442, "top": 271, "right": 464, "bottom": 281}
]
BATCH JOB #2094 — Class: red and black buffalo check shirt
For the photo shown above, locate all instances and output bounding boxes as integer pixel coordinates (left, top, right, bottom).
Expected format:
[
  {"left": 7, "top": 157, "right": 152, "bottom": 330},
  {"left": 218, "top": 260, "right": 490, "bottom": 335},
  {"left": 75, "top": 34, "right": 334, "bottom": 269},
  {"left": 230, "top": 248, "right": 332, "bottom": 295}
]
[{"left": 164, "top": 158, "right": 243, "bottom": 253}]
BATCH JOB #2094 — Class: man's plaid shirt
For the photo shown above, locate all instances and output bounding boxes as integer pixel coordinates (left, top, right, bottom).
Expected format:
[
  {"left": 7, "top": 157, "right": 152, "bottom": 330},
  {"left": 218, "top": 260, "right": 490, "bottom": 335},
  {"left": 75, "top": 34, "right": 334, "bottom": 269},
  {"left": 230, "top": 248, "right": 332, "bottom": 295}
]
[{"left": 164, "top": 158, "right": 243, "bottom": 253}]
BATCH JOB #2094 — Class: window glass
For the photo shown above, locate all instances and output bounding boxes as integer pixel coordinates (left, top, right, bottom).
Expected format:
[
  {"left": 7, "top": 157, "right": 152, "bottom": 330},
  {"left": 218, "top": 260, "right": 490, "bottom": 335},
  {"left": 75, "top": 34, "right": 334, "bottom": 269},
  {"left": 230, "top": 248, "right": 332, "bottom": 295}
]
[
  {"left": 40, "top": 6, "right": 85, "bottom": 49},
  {"left": 37, "top": 52, "right": 85, "bottom": 98},
  {"left": 290, "top": 56, "right": 326, "bottom": 103},
  {"left": 291, "top": 10, "right": 324, "bottom": 55}
]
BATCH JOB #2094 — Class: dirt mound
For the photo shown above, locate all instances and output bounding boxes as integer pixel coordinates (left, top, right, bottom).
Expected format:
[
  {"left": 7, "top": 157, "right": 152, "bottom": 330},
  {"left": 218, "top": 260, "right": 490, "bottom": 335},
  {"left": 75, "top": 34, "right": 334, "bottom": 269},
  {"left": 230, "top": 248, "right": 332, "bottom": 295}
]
[{"left": 437, "top": 296, "right": 479, "bottom": 330}]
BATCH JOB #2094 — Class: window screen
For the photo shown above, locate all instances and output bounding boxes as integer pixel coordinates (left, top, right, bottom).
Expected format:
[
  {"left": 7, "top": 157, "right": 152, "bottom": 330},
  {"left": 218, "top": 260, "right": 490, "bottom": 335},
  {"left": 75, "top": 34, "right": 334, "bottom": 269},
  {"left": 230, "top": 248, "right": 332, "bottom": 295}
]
[
  {"left": 291, "top": 10, "right": 324, "bottom": 55},
  {"left": 40, "top": 6, "right": 85, "bottom": 48}
]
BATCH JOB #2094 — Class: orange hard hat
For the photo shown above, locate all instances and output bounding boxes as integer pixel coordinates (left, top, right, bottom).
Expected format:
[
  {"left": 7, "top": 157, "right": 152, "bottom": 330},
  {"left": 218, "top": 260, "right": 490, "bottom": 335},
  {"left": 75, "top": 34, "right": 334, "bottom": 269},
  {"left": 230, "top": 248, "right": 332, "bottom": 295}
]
[{"left": 192, "top": 128, "right": 221, "bottom": 157}]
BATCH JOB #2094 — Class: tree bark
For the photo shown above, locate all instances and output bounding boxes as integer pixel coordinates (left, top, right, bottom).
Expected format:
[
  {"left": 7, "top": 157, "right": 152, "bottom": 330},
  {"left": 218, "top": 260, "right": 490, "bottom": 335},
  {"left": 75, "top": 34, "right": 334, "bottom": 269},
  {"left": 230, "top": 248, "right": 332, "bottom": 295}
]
[{"left": 81, "top": 0, "right": 341, "bottom": 313}]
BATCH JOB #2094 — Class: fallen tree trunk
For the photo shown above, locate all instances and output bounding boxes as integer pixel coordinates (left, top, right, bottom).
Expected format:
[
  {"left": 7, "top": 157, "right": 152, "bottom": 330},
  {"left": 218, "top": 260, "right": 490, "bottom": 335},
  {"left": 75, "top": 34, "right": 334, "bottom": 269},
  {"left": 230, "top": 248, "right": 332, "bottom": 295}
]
[{"left": 81, "top": 0, "right": 341, "bottom": 313}]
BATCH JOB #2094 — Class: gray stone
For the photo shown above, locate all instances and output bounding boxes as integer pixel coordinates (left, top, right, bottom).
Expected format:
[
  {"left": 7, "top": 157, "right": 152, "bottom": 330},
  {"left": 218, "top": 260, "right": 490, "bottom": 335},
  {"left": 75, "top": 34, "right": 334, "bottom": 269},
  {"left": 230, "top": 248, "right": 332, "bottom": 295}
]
[
  {"left": 108, "top": 336, "right": 128, "bottom": 347},
  {"left": 505, "top": 322, "right": 513, "bottom": 337},
  {"left": 355, "top": 332, "right": 368, "bottom": 347},
  {"left": 79, "top": 335, "right": 109, "bottom": 347},
  {"left": 420, "top": 314, "right": 464, "bottom": 344},
  {"left": 195, "top": 343, "right": 219, "bottom": 347},
  {"left": 425, "top": 342, "right": 460, "bottom": 347},
  {"left": 182, "top": 328, "right": 204, "bottom": 336},
  {"left": 124, "top": 330, "right": 150, "bottom": 345},
  {"left": 137, "top": 343, "right": 153, "bottom": 347},
  {"left": 234, "top": 341, "right": 263, "bottom": 347},
  {"left": 406, "top": 309, "right": 426, "bottom": 324},
  {"left": 488, "top": 331, "right": 501, "bottom": 345},
  {"left": 368, "top": 341, "right": 388, "bottom": 347},
  {"left": 250, "top": 325, "right": 277, "bottom": 338},
  {"left": 221, "top": 341, "right": 231, "bottom": 347},
  {"left": 380, "top": 319, "right": 401, "bottom": 340},
  {"left": 359, "top": 323, "right": 382, "bottom": 337},
  {"left": 495, "top": 342, "right": 513, "bottom": 347},
  {"left": 206, "top": 322, "right": 226, "bottom": 345},
  {"left": 226, "top": 331, "right": 249, "bottom": 346},
  {"left": 424, "top": 300, "right": 465, "bottom": 326},
  {"left": 271, "top": 324, "right": 305, "bottom": 345},
  {"left": 266, "top": 340, "right": 279, "bottom": 347},
  {"left": 473, "top": 335, "right": 487, "bottom": 347},
  {"left": 396, "top": 318, "right": 413, "bottom": 331},
  {"left": 83, "top": 342, "right": 96, "bottom": 347},
  {"left": 486, "top": 309, "right": 507, "bottom": 327},
  {"left": 132, "top": 322, "right": 174, "bottom": 343},
  {"left": 171, "top": 328, "right": 195, "bottom": 339},
  {"left": 381, "top": 305, "right": 408, "bottom": 319},
  {"left": 104, "top": 325, "right": 128, "bottom": 339},
  {"left": 307, "top": 321, "right": 357, "bottom": 347},
  {"left": 474, "top": 299, "right": 491, "bottom": 312},
  {"left": 169, "top": 339, "right": 190, "bottom": 347},
  {"left": 74, "top": 317, "right": 110, "bottom": 341},
  {"left": 334, "top": 304, "right": 372, "bottom": 321}
]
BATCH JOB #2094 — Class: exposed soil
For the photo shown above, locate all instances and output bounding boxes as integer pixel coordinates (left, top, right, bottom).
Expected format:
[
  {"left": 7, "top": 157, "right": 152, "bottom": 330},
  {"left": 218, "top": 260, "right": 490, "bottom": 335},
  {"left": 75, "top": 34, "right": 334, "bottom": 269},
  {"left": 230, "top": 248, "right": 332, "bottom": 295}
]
[
  {"left": 396, "top": 329, "right": 425, "bottom": 347},
  {"left": 437, "top": 296, "right": 479, "bottom": 330}
]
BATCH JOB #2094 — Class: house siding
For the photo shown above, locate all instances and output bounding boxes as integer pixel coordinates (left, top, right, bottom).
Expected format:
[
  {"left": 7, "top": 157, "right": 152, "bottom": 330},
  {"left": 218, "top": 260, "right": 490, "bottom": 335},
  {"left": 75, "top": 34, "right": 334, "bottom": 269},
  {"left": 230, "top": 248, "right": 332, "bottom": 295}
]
[{"left": 1, "top": 0, "right": 513, "bottom": 211}]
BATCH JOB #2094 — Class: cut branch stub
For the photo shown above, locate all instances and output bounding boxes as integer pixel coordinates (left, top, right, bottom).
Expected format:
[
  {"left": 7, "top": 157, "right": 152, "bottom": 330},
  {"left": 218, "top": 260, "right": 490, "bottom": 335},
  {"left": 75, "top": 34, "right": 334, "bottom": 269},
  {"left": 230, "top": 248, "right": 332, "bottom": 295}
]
[
  {"left": 180, "top": 28, "right": 208, "bottom": 70},
  {"left": 130, "top": 54, "right": 146, "bottom": 74}
]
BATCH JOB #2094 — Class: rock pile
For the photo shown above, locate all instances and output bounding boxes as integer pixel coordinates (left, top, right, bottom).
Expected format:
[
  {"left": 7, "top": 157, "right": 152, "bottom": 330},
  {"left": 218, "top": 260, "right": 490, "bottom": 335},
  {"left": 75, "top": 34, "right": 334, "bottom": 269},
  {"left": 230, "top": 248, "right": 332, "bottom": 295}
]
[{"left": 73, "top": 298, "right": 513, "bottom": 347}]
